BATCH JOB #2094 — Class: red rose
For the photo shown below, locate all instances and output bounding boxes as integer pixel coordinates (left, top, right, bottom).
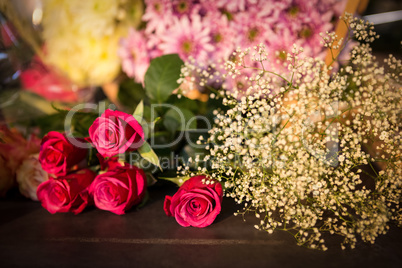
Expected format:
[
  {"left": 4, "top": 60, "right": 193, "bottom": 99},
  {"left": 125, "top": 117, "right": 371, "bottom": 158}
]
[
  {"left": 164, "top": 175, "right": 223, "bottom": 228},
  {"left": 37, "top": 169, "right": 96, "bottom": 214},
  {"left": 88, "top": 109, "right": 144, "bottom": 157},
  {"left": 38, "top": 131, "right": 87, "bottom": 176},
  {"left": 89, "top": 165, "right": 147, "bottom": 215}
]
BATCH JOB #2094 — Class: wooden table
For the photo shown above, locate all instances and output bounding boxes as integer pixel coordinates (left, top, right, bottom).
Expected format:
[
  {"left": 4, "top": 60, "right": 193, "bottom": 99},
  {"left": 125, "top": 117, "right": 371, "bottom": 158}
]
[{"left": 1, "top": 183, "right": 401, "bottom": 268}]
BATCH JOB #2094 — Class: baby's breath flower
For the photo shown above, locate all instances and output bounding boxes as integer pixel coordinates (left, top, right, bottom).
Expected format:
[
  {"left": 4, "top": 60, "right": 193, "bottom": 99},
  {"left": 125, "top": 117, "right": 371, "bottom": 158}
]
[{"left": 180, "top": 17, "right": 401, "bottom": 250}]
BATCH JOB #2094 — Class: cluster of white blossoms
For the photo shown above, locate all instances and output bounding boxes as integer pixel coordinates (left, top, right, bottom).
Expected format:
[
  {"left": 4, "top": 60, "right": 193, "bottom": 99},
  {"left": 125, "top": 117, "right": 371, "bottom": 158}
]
[{"left": 180, "top": 14, "right": 401, "bottom": 250}]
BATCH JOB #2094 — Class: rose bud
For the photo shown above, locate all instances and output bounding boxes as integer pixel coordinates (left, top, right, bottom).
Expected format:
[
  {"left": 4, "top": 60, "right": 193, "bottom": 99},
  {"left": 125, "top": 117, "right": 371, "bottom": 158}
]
[
  {"left": 88, "top": 109, "right": 144, "bottom": 157},
  {"left": 16, "top": 154, "right": 49, "bottom": 201},
  {"left": 37, "top": 169, "right": 96, "bottom": 214},
  {"left": 89, "top": 165, "right": 147, "bottom": 215},
  {"left": 164, "top": 175, "right": 223, "bottom": 228},
  {"left": 38, "top": 131, "right": 87, "bottom": 176}
]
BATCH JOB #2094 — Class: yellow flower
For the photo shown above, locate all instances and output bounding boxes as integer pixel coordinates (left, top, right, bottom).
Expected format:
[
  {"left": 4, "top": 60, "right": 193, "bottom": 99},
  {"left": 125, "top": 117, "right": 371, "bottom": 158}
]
[{"left": 42, "top": 0, "right": 143, "bottom": 87}]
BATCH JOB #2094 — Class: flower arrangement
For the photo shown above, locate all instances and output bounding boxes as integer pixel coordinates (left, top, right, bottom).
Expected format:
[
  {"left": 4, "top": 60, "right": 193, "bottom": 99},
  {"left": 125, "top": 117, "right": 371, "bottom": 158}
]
[
  {"left": 179, "top": 14, "right": 402, "bottom": 250},
  {"left": 0, "top": 0, "right": 401, "bottom": 252}
]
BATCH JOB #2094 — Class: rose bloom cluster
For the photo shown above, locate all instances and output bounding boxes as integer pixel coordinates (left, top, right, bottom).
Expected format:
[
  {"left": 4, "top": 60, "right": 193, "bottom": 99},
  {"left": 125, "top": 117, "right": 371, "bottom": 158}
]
[
  {"left": 1, "top": 108, "right": 224, "bottom": 227},
  {"left": 119, "top": 0, "right": 346, "bottom": 87},
  {"left": 36, "top": 109, "right": 147, "bottom": 215}
]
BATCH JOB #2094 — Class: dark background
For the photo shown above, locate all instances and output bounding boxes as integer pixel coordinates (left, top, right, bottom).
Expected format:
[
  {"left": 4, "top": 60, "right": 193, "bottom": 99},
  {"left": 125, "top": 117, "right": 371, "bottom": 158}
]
[{"left": 364, "top": 0, "right": 402, "bottom": 55}]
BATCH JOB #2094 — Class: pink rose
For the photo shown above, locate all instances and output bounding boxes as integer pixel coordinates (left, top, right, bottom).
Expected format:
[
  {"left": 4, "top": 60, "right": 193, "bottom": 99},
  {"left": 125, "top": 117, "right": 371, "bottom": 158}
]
[
  {"left": 88, "top": 109, "right": 144, "bottom": 157},
  {"left": 89, "top": 165, "right": 147, "bottom": 215},
  {"left": 16, "top": 154, "right": 49, "bottom": 201},
  {"left": 37, "top": 169, "right": 96, "bottom": 214},
  {"left": 164, "top": 175, "right": 223, "bottom": 228},
  {"left": 38, "top": 131, "right": 87, "bottom": 176}
]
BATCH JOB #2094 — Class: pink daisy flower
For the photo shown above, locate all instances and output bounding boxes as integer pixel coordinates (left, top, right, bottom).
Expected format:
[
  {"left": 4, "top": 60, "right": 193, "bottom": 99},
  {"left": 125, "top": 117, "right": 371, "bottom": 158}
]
[
  {"left": 204, "top": 12, "right": 236, "bottom": 61},
  {"left": 142, "top": 0, "right": 173, "bottom": 34},
  {"left": 265, "top": 27, "right": 298, "bottom": 71},
  {"left": 118, "top": 28, "right": 150, "bottom": 84},
  {"left": 171, "top": 0, "right": 201, "bottom": 18},
  {"left": 222, "top": 68, "right": 254, "bottom": 98},
  {"left": 198, "top": 0, "right": 221, "bottom": 15},
  {"left": 295, "top": 10, "right": 334, "bottom": 58},
  {"left": 232, "top": 8, "right": 275, "bottom": 50},
  {"left": 158, "top": 14, "right": 214, "bottom": 62},
  {"left": 216, "top": 0, "right": 259, "bottom": 12}
]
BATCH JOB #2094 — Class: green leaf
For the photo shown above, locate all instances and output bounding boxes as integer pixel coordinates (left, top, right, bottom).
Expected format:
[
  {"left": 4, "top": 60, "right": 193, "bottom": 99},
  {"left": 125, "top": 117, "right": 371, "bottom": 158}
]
[
  {"left": 163, "top": 108, "right": 197, "bottom": 134},
  {"left": 152, "top": 116, "right": 161, "bottom": 124},
  {"left": 167, "top": 94, "right": 200, "bottom": 114},
  {"left": 144, "top": 54, "right": 184, "bottom": 103},
  {"left": 133, "top": 100, "right": 144, "bottom": 123},
  {"left": 118, "top": 79, "right": 146, "bottom": 112},
  {"left": 138, "top": 141, "right": 162, "bottom": 170},
  {"left": 158, "top": 176, "right": 190, "bottom": 187}
]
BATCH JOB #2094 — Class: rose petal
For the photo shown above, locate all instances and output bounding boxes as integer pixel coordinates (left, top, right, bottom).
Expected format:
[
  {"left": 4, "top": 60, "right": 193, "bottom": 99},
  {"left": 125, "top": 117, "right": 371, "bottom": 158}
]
[{"left": 164, "top": 195, "right": 173, "bottom": 217}]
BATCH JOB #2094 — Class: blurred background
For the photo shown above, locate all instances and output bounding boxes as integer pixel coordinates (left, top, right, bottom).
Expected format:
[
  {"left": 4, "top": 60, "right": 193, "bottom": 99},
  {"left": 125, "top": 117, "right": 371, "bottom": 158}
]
[
  {"left": 364, "top": 0, "right": 402, "bottom": 55},
  {"left": 0, "top": 0, "right": 401, "bottom": 126}
]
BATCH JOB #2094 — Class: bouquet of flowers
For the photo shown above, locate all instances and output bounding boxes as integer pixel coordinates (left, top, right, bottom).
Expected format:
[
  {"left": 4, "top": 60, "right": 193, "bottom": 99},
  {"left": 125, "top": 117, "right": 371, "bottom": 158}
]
[{"left": 0, "top": 0, "right": 400, "bottom": 252}]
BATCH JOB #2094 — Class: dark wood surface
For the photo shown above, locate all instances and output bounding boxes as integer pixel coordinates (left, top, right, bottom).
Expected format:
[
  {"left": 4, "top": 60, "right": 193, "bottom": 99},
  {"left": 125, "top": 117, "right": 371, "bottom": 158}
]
[{"left": 1, "top": 183, "right": 401, "bottom": 268}]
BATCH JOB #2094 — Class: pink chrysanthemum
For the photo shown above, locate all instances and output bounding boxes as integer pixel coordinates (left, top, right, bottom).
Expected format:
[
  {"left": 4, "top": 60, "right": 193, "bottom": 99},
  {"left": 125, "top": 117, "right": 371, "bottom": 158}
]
[
  {"left": 222, "top": 68, "right": 254, "bottom": 98},
  {"left": 265, "top": 27, "right": 298, "bottom": 71},
  {"left": 118, "top": 28, "right": 150, "bottom": 84},
  {"left": 204, "top": 12, "right": 236, "bottom": 61},
  {"left": 295, "top": 10, "right": 334, "bottom": 58},
  {"left": 232, "top": 8, "right": 275, "bottom": 50},
  {"left": 142, "top": 0, "right": 173, "bottom": 34},
  {"left": 158, "top": 15, "right": 214, "bottom": 62},
  {"left": 216, "top": 0, "right": 258, "bottom": 12},
  {"left": 171, "top": 0, "right": 200, "bottom": 18},
  {"left": 197, "top": 0, "right": 220, "bottom": 14}
]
